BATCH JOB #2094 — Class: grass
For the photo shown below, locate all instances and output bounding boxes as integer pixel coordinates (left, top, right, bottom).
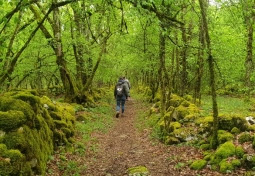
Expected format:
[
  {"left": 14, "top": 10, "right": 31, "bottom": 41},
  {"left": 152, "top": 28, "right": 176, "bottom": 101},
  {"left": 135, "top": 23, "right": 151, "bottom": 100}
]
[
  {"left": 75, "top": 92, "right": 115, "bottom": 143},
  {"left": 200, "top": 95, "right": 252, "bottom": 116},
  {"left": 46, "top": 89, "right": 115, "bottom": 175}
]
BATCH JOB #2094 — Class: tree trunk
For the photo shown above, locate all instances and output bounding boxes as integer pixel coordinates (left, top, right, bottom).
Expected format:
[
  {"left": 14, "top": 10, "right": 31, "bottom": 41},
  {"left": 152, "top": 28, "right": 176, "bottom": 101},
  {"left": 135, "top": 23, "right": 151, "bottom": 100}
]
[
  {"left": 199, "top": 0, "right": 219, "bottom": 149},
  {"left": 52, "top": 1, "right": 78, "bottom": 102},
  {"left": 71, "top": 3, "right": 87, "bottom": 87},
  {"left": 83, "top": 38, "right": 108, "bottom": 91},
  {"left": 194, "top": 19, "right": 205, "bottom": 104},
  {"left": 159, "top": 22, "right": 166, "bottom": 118},
  {"left": 180, "top": 22, "right": 188, "bottom": 96},
  {"left": 244, "top": 12, "right": 254, "bottom": 95}
]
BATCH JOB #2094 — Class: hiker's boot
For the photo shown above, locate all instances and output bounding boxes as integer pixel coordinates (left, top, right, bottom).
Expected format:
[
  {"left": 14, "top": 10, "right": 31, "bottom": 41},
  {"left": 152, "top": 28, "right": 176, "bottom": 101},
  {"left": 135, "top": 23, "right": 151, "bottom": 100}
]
[
  {"left": 121, "top": 109, "right": 125, "bottom": 117},
  {"left": 116, "top": 111, "right": 120, "bottom": 118}
]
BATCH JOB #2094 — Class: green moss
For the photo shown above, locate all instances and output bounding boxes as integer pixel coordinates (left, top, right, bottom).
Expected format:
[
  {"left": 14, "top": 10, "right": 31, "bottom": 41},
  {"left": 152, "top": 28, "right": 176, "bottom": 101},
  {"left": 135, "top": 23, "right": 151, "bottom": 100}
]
[
  {"left": 169, "top": 122, "right": 181, "bottom": 132},
  {"left": 184, "top": 95, "right": 193, "bottom": 102},
  {"left": 253, "top": 135, "right": 255, "bottom": 149},
  {"left": 76, "top": 114, "right": 91, "bottom": 122},
  {"left": 165, "top": 136, "right": 180, "bottom": 145},
  {"left": 238, "top": 132, "right": 252, "bottom": 144},
  {"left": 0, "top": 97, "right": 34, "bottom": 121},
  {"left": 235, "top": 146, "right": 245, "bottom": 158},
  {"left": 176, "top": 104, "right": 199, "bottom": 120},
  {"left": 127, "top": 166, "right": 149, "bottom": 175},
  {"left": 0, "top": 145, "right": 28, "bottom": 175},
  {"left": 40, "top": 96, "right": 56, "bottom": 111},
  {"left": 181, "top": 100, "right": 190, "bottom": 107},
  {"left": 12, "top": 92, "right": 41, "bottom": 112},
  {"left": 219, "top": 159, "right": 233, "bottom": 173},
  {"left": 190, "top": 159, "right": 207, "bottom": 170},
  {"left": 215, "top": 141, "right": 235, "bottom": 159},
  {"left": 154, "top": 101, "right": 161, "bottom": 108},
  {"left": 53, "top": 120, "right": 68, "bottom": 128},
  {"left": 219, "top": 114, "right": 248, "bottom": 131},
  {"left": 195, "top": 116, "right": 213, "bottom": 132},
  {"left": 153, "top": 92, "right": 161, "bottom": 103},
  {"left": 243, "top": 154, "right": 255, "bottom": 168},
  {"left": 0, "top": 91, "right": 76, "bottom": 175},
  {"left": 231, "top": 127, "right": 240, "bottom": 134},
  {"left": 3, "top": 132, "right": 27, "bottom": 151},
  {"left": 231, "top": 159, "right": 241, "bottom": 167},
  {"left": 0, "top": 110, "right": 26, "bottom": 131},
  {"left": 171, "top": 94, "right": 184, "bottom": 104},
  {"left": 248, "top": 124, "right": 255, "bottom": 131},
  {"left": 217, "top": 130, "right": 234, "bottom": 144},
  {"left": 209, "top": 154, "right": 222, "bottom": 165},
  {"left": 200, "top": 144, "right": 210, "bottom": 150},
  {"left": 5, "top": 149, "right": 24, "bottom": 162},
  {"left": 61, "top": 127, "right": 73, "bottom": 138},
  {"left": 204, "top": 153, "right": 212, "bottom": 161}
]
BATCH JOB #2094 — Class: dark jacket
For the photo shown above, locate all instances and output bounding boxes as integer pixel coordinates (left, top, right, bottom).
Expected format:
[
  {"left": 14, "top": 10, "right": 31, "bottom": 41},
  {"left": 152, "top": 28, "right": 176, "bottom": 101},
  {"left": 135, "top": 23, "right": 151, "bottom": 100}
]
[{"left": 114, "top": 79, "right": 130, "bottom": 98}]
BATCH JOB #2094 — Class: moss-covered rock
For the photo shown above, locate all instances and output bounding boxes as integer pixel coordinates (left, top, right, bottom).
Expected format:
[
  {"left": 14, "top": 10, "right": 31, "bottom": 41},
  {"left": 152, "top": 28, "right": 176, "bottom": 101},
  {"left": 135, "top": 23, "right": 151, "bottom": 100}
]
[
  {"left": 127, "top": 166, "right": 149, "bottom": 175},
  {"left": 165, "top": 136, "right": 180, "bottom": 145},
  {"left": 0, "top": 110, "right": 26, "bottom": 132},
  {"left": 169, "top": 94, "right": 184, "bottom": 107},
  {"left": 176, "top": 104, "right": 199, "bottom": 121},
  {"left": 195, "top": 116, "right": 213, "bottom": 133},
  {"left": 238, "top": 132, "right": 252, "bottom": 144},
  {"left": 0, "top": 90, "right": 76, "bottom": 175},
  {"left": 203, "top": 153, "right": 212, "bottom": 161},
  {"left": 217, "top": 130, "right": 234, "bottom": 144},
  {"left": 235, "top": 146, "right": 245, "bottom": 158},
  {"left": 0, "top": 97, "right": 35, "bottom": 122},
  {"left": 215, "top": 141, "right": 236, "bottom": 159},
  {"left": 231, "top": 127, "right": 240, "bottom": 134},
  {"left": 243, "top": 154, "right": 255, "bottom": 168},
  {"left": 219, "top": 114, "right": 248, "bottom": 131},
  {"left": 190, "top": 159, "right": 207, "bottom": 170},
  {"left": 219, "top": 159, "right": 234, "bottom": 173},
  {"left": 169, "top": 122, "right": 181, "bottom": 132},
  {"left": 231, "top": 159, "right": 241, "bottom": 167}
]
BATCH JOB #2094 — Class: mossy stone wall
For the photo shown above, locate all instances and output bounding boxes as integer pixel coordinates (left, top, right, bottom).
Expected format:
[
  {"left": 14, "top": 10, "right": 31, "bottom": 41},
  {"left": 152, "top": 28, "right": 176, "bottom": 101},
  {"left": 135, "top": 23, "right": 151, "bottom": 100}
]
[{"left": 0, "top": 90, "right": 76, "bottom": 175}]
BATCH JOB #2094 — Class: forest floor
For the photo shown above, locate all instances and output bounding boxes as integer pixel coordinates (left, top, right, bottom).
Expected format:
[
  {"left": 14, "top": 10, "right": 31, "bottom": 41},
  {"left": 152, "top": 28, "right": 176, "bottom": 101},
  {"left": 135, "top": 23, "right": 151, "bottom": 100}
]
[
  {"left": 47, "top": 97, "right": 245, "bottom": 176},
  {"left": 80, "top": 98, "right": 227, "bottom": 176}
]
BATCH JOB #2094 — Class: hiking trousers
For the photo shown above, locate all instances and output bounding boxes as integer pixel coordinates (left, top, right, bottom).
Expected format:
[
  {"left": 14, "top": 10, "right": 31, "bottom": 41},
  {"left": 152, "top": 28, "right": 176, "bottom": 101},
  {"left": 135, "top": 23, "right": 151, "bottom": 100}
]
[{"left": 116, "top": 95, "right": 126, "bottom": 113}]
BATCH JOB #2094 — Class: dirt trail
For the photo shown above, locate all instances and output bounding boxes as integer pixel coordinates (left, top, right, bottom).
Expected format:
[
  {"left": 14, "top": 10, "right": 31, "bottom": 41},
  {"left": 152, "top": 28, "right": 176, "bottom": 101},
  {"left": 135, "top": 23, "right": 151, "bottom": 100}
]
[{"left": 83, "top": 98, "right": 219, "bottom": 176}]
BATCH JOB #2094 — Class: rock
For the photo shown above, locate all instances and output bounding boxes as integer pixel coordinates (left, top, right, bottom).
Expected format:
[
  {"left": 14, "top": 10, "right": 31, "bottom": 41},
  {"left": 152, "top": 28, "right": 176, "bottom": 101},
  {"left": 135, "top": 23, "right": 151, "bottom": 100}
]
[
  {"left": 127, "top": 166, "right": 149, "bottom": 176},
  {"left": 246, "top": 116, "right": 255, "bottom": 125}
]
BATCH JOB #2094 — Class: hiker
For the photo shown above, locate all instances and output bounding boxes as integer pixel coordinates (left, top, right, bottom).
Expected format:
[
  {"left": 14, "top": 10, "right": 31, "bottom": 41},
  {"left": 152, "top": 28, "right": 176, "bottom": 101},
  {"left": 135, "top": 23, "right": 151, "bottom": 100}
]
[
  {"left": 123, "top": 76, "right": 131, "bottom": 90},
  {"left": 114, "top": 77, "right": 130, "bottom": 118}
]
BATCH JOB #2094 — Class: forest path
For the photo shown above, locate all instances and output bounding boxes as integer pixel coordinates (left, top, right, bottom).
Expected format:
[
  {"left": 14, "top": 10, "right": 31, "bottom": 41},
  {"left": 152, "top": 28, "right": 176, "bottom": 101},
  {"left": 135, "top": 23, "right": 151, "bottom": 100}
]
[{"left": 83, "top": 98, "right": 216, "bottom": 176}]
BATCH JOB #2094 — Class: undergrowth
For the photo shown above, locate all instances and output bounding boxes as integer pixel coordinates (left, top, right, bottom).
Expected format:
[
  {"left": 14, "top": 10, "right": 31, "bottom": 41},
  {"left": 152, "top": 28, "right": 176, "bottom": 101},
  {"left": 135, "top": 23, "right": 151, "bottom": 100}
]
[
  {"left": 201, "top": 95, "right": 252, "bottom": 116},
  {"left": 46, "top": 90, "right": 115, "bottom": 175}
]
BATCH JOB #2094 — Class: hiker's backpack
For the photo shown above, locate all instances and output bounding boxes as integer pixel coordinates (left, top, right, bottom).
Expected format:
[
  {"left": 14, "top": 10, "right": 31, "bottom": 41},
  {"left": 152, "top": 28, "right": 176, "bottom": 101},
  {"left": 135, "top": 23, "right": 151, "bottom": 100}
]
[{"left": 116, "top": 84, "right": 124, "bottom": 96}]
